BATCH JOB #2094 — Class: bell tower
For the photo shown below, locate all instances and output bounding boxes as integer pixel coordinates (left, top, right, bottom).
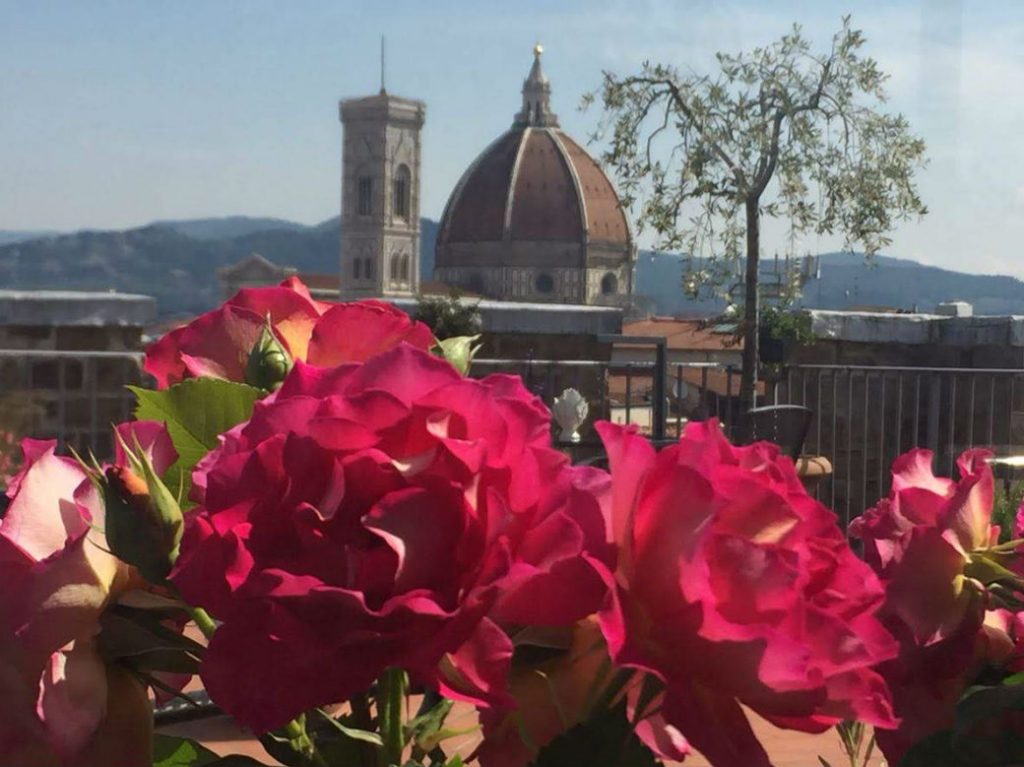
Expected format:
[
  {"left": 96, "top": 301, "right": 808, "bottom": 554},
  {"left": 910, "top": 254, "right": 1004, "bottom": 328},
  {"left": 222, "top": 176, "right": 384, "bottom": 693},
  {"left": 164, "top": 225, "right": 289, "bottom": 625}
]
[{"left": 339, "top": 87, "right": 425, "bottom": 298}]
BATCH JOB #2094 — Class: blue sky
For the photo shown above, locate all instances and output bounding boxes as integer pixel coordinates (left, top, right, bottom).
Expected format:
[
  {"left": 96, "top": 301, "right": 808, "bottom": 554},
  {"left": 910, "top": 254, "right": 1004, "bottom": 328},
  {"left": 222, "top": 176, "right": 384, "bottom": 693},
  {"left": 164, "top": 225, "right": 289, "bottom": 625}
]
[{"left": 2, "top": 0, "right": 1022, "bottom": 276}]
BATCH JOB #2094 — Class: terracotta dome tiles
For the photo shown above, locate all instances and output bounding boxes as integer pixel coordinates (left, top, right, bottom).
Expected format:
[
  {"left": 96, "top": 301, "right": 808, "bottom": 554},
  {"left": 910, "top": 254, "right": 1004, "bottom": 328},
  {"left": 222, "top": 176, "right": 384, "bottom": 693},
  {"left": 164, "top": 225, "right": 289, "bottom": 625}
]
[
  {"left": 445, "top": 130, "right": 520, "bottom": 242},
  {"left": 508, "top": 130, "right": 581, "bottom": 241},
  {"left": 439, "top": 128, "right": 631, "bottom": 249},
  {"left": 556, "top": 132, "right": 629, "bottom": 245}
]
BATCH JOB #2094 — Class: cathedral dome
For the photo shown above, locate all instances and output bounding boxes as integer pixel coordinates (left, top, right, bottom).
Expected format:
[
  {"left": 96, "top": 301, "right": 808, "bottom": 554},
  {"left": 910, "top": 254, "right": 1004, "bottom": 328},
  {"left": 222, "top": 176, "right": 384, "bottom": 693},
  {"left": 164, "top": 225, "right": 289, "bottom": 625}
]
[
  {"left": 434, "top": 46, "right": 634, "bottom": 305},
  {"left": 436, "top": 126, "right": 630, "bottom": 248}
]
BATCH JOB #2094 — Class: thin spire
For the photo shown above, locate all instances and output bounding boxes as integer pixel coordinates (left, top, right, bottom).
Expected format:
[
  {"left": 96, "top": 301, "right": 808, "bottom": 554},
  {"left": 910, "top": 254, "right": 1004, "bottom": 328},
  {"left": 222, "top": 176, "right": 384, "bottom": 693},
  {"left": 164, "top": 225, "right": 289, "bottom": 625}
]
[
  {"left": 514, "top": 42, "right": 558, "bottom": 128},
  {"left": 380, "top": 35, "right": 387, "bottom": 95}
]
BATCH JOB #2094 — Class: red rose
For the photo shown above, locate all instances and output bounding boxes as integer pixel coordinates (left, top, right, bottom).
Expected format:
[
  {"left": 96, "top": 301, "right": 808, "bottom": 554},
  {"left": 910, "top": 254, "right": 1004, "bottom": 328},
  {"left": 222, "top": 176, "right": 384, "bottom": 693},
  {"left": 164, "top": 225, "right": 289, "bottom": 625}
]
[
  {"left": 170, "top": 346, "right": 611, "bottom": 732},
  {"left": 144, "top": 277, "right": 434, "bottom": 388},
  {"left": 594, "top": 420, "right": 898, "bottom": 767}
]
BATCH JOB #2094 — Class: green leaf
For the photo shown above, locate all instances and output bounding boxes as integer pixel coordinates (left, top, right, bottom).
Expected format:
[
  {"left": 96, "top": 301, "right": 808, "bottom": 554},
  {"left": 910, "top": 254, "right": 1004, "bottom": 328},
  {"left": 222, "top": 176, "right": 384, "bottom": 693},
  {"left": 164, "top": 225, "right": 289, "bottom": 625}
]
[
  {"left": 314, "top": 709, "right": 383, "bottom": 747},
  {"left": 405, "top": 697, "right": 454, "bottom": 749},
  {"left": 953, "top": 684, "right": 1024, "bottom": 744},
  {"left": 528, "top": 702, "right": 659, "bottom": 767},
  {"left": 897, "top": 730, "right": 958, "bottom": 767},
  {"left": 153, "top": 734, "right": 221, "bottom": 767},
  {"left": 129, "top": 378, "right": 262, "bottom": 504}
]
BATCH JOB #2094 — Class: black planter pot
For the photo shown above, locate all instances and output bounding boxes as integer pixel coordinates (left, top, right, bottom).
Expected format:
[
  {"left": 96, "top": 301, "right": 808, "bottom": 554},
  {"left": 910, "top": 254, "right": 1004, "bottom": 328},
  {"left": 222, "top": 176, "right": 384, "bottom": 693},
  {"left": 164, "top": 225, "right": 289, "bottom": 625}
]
[{"left": 759, "top": 334, "right": 786, "bottom": 364}]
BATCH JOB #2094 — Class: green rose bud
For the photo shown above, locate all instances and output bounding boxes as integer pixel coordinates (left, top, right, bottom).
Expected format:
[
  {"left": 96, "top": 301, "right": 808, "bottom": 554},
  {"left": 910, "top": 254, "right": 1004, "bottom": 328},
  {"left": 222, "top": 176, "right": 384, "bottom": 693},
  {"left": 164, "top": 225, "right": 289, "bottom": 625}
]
[
  {"left": 434, "top": 334, "right": 482, "bottom": 375},
  {"left": 103, "top": 445, "right": 184, "bottom": 583},
  {"left": 246, "top": 317, "right": 293, "bottom": 391}
]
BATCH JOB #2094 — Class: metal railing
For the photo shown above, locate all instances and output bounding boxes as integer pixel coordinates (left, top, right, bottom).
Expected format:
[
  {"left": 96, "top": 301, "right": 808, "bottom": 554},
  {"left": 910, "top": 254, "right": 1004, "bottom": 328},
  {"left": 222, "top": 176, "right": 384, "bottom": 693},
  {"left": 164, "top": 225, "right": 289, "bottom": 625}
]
[
  {"left": 774, "top": 365, "right": 1024, "bottom": 527},
  {"left": 474, "top": 358, "right": 1024, "bottom": 526},
  {"left": 4, "top": 350, "right": 1024, "bottom": 528}
]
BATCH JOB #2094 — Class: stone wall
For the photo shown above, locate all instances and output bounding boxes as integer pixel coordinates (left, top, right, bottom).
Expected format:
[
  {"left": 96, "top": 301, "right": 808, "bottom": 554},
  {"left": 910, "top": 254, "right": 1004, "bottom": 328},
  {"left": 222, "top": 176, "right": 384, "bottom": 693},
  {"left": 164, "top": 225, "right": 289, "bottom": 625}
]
[{"left": 0, "top": 291, "right": 155, "bottom": 463}]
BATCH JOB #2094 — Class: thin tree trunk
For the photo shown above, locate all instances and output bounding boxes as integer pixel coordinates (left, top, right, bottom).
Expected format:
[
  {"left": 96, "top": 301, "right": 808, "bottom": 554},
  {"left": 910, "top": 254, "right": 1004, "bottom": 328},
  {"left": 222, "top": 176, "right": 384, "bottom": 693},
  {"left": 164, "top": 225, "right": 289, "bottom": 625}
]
[{"left": 739, "top": 196, "right": 760, "bottom": 417}]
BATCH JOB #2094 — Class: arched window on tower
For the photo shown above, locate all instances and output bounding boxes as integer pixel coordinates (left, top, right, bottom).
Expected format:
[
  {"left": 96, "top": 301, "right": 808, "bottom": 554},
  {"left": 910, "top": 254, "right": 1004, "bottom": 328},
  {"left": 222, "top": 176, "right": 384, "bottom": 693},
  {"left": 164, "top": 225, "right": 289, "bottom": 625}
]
[
  {"left": 400, "top": 254, "right": 410, "bottom": 282},
  {"left": 601, "top": 272, "right": 618, "bottom": 295},
  {"left": 365, "top": 257, "right": 375, "bottom": 280},
  {"left": 390, "top": 255, "right": 400, "bottom": 282},
  {"left": 353, "top": 258, "right": 361, "bottom": 280},
  {"left": 393, "top": 165, "right": 411, "bottom": 220}
]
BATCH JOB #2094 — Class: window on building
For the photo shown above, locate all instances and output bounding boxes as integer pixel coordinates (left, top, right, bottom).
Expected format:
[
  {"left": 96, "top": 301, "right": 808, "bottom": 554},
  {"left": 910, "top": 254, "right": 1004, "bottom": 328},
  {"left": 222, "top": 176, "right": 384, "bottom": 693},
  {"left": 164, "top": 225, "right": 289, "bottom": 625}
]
[
  {"left": 354, "top": 258, "right": 361, "bottom": 280},
  {"left": 601, "top": 272, "right": 618, "bottom": 294},
  {"left": 358, "top": 177, "right": 373, "bottom": 216},
  {"left": 393, "top": 165, "right": 411, "bottom": 220},
  {"left": 400, "top": 255, "right": 410, "bottom": 282},
  {"left": 390, "top": 255, "right": 400, "bottom": 281},
  {"left": 365, "top": 257, "right": 374, "bottom": 280},
  {"left": 535, "top": 273, "right": 554, "bottom": 294}
]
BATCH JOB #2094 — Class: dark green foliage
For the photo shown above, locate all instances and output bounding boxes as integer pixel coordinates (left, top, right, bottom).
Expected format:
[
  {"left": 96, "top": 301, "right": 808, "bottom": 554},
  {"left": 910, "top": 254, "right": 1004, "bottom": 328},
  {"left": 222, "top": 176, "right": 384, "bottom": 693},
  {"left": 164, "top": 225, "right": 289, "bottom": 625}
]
[
  {"left": 760, "top": 305, "right": 814, "bottom": 345},
  {"left": 898, "top": 679, "right": 1024, "bottom": 766},
  {"left": 414, "top": 292, "right": 482, "bottom": 340},
  {"left": 528, "top": 702, "right": 661, "bottom": 767}
]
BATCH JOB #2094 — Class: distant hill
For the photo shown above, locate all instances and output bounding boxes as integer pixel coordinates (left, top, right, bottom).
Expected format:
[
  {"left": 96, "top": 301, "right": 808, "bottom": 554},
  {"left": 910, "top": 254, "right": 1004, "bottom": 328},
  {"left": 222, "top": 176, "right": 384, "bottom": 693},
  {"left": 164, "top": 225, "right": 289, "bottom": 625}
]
[
  {"left": 151, "top": 216, "right": 310, "bottom": 240},
  {"left": 0, "top": 216, "right": 439, "bottom": 318},
  {"left": 4, "top": 215, "right": 1024, "bottom": 320},
  {"left": 636, "top": 251, "right": 1024, "bottom": 317},
  {"left": 0, "top": 230, "right": 59, "bottom": 246}
]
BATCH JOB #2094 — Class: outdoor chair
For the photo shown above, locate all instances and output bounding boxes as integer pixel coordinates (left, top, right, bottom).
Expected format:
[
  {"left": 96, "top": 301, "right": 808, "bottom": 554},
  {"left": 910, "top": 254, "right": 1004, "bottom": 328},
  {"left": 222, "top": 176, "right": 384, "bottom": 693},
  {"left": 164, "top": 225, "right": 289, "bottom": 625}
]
[{"left": 736, "top": 404, "right": 813, "bottom": 460}]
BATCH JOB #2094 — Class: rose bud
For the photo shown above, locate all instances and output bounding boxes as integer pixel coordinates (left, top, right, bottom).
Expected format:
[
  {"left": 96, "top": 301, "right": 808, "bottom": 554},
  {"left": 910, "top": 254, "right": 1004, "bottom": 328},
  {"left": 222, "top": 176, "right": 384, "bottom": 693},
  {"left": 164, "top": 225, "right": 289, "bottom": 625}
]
[
  {"left": 434, "top": 334, "right": 482, "bottom": 375},
  {"left": 245, "top": 317, "right": 293, "bottom": 391},
  {"left": 103, "top": 458, "right": 183, "bottom": 583}
]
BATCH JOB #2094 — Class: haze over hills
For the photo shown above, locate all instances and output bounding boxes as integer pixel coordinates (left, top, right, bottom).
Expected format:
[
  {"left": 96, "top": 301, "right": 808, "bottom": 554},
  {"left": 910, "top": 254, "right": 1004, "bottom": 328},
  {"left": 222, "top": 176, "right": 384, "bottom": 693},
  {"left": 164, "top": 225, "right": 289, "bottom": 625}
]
[
  {"left": 0, "top": 230, "right": 59, "bottom": 246},
  {"left": 636, "top": 250, "right": 1024, "bottom": 317},
  {"left": 2, "top": 216, "right": 1023, "bottom": 319}
]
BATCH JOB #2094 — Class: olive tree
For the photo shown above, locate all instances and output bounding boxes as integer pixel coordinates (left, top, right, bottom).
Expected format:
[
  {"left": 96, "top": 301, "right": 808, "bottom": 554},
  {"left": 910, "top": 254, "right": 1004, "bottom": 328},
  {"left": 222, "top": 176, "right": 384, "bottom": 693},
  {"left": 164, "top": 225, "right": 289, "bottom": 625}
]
[{"left": 587, "top": 17, "right": 927, "bottom": 411}]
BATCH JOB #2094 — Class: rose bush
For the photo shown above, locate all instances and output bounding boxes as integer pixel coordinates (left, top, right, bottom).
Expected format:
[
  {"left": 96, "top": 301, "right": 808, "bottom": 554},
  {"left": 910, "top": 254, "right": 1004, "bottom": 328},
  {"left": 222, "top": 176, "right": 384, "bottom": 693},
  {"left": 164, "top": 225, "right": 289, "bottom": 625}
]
[
  {"left": 170, "top": 345, "right": 613, "bottom": 733},
  {"left": 144, "top": 277, "right": 434, "bottom": 387},
  {"left": 0, "top": 423, "right": 178, "bottom": 766},
  {"left": 593, "top": 419, "right": 899, "bottom": 767}
]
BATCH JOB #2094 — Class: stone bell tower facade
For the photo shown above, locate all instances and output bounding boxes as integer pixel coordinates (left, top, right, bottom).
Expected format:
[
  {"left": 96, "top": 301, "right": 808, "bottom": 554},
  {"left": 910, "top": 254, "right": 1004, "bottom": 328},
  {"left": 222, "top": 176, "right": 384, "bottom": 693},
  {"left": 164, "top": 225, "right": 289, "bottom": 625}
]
[{"left": 339, "top": 92, "right": 426, "bottom": 297}]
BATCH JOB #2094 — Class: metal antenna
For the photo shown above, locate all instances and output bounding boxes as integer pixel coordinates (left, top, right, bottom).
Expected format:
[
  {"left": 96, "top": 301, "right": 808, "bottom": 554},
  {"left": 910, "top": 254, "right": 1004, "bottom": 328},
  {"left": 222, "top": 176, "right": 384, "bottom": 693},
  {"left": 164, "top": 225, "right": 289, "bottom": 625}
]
[{"left": 380, "top": 35, "right": 386, "bottom": 94}]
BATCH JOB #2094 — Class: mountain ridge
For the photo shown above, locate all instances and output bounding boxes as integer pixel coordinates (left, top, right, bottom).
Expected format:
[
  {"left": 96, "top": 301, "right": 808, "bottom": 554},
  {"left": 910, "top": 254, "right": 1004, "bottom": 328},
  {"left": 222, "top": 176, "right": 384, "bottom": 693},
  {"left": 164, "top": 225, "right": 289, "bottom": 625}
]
[{"left": 3, "top": 217, "right": 1024, "bottom": 319}]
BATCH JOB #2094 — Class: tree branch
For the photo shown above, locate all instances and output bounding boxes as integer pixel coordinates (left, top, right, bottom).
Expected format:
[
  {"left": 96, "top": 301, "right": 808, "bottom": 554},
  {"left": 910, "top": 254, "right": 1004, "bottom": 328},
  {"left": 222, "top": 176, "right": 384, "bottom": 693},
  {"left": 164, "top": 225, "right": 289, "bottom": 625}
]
[
  {"left": 751, "top": 51, "right": 835, "bottom": 198},
  {"left": 621, "top": 75, "right": 746, "bottom": 189}
]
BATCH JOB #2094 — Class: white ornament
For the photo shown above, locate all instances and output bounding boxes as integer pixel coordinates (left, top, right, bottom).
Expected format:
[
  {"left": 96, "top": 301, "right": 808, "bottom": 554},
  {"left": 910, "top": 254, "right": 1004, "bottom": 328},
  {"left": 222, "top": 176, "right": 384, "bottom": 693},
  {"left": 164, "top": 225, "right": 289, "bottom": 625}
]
[{"left": 552, "top": 388, "right": 589, "bottom": 444}]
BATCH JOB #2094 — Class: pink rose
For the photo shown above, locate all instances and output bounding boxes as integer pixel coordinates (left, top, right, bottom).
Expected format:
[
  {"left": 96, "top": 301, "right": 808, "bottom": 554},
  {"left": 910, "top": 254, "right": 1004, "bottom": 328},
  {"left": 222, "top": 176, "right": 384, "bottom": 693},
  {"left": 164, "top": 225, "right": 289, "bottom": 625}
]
[
  {"left": 594, "top": 420, "right": 898, "bottom": 767},
  {"left": 170, "top": 346, "right": 611, "bottom": 733},
  {"left": 851, "top": 449, "right": 996, "bottom": 644},
  {"left": 0, "top": 425, "right": 174, "bottom": 765},
  {"left": 144, "top": 277, "right": 434, "bottom": 388},
  {"left": 850, "top": 448, "right": 1004, "bottom": 763}
]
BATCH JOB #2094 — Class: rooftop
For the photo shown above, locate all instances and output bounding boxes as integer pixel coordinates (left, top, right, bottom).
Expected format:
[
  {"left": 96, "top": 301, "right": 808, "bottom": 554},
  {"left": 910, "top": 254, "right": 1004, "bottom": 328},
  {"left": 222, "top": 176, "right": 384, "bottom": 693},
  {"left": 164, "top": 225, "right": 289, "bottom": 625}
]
[
  {"left": 0, "top": 290, "right": 157, "bottom": 327},
  {"left": 622, "top": 317, "right": 740, "bottom": 351}
]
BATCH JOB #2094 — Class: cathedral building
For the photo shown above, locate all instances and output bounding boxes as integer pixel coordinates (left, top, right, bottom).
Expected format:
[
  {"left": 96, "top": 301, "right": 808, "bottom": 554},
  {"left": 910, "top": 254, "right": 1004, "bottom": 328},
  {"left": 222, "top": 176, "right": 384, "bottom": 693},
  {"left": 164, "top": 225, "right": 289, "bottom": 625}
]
[
  {"left": 434, "top": 45, "right": 635, "bottom": 305},
  {"left": 338, "top": 45, "right": 635, "bottom": 306}
]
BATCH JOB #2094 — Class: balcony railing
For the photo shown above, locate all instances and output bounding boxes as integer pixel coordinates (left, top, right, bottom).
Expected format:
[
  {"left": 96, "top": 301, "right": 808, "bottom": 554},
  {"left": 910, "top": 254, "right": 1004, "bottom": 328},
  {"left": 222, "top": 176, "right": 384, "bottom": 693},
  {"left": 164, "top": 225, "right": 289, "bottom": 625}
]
[{"left": 4, "top": 350, "right": 1024, "bottom": 526}]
